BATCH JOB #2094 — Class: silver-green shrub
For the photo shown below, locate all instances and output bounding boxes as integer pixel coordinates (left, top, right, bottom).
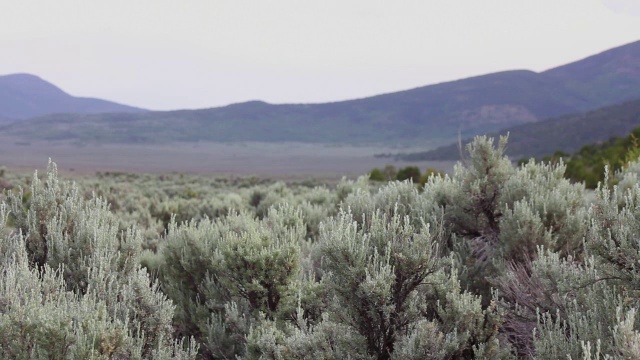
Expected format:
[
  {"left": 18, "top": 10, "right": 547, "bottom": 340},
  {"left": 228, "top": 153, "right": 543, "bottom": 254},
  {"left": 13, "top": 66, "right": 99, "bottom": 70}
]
[
  {"left": 1, "top": 162, "right": 196, "bottom": 358},
  {"left": 158, "top": 205, "right": 307, "bottom": 358},
  {"left": 246, "top": 207, "right": 511, "bottom": 359},
  {"left": 7, "top": 134, "right": 640, "bottom": 358},
  {"left": 424, "top": 136, "right": 586, "bottom": 277},
  {"left": 510, "top": 166, "right": 640, "bottom": 358},
  {"left": 417, "top": 136, "right": 587, "bottom": 356}
]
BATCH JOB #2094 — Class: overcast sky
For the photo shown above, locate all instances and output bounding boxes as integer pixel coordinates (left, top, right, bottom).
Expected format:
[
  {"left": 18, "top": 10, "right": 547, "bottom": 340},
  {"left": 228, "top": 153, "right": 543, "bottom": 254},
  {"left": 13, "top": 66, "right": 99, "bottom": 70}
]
[{"left": 2, "top": 0, "right": 640, "bottom": 111}]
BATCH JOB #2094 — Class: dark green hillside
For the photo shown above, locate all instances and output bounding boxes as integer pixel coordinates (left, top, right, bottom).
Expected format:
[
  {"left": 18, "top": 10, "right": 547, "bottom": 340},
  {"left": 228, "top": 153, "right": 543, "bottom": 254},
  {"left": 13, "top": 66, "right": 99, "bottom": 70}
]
[
  {"left": 0, "top": 73, "right": 145, "bottom": 120},
  {"left": 544, "top": 126, "right": 640, "bottom": 188},
  {"left": 401, "top": 98, "right": 640, "bottom": 161}
]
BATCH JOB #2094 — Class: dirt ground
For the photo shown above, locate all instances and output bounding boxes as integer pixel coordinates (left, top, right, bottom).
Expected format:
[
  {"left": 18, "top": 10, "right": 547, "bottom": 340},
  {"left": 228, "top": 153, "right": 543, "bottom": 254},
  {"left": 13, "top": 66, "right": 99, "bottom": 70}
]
[{"left": 0, "top": 136, "right": 457, "bottom": 179}]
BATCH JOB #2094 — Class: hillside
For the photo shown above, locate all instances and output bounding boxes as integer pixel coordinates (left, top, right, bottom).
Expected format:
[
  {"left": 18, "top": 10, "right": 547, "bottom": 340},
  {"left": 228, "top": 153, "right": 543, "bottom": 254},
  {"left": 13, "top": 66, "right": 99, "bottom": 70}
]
[
  {"left": 3, "top": 40, "right": 640, "bottom": 144},
  {"left": 556, "top": 126, "right": 640, "bottom": 188},
  {"left": 543, "top": 39, "right": 640, "bottom": 108},
  {"left": 399, "top": 98, "right": 640, "bottom": 161},
  {"left": 0, "top": 71, "right": 589, "bottom": 144},
  {"left": 0, "top": 73, "right": 145, "bottom": 120}
]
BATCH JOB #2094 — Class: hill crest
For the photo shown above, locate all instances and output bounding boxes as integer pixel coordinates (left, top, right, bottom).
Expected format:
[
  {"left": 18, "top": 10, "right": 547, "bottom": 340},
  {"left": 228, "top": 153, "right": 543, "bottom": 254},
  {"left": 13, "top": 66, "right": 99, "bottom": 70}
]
[
  {"left": 0, "top": 73, "right": 146, "bottom": 120},
  {"left": 3, "top": 39, "right": 640, "bottom": 145}
]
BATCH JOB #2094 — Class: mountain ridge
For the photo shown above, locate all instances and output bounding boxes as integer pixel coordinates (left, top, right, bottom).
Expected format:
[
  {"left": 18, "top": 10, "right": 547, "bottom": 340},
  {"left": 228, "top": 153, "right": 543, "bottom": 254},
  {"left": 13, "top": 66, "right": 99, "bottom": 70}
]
[
  {"left": 3, "top": 40, "right": 640, "bottom": 145},
  {"left": 398, "top": 98, "right": 640, "bottom": 161},
  {"left": 0, "top": 73, "right": 146, "bottom": 120}
]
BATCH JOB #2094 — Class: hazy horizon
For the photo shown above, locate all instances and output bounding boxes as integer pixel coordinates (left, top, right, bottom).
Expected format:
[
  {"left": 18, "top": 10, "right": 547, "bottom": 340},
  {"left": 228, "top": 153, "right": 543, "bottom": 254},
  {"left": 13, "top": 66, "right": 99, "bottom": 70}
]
[{"left": 2, "top": 0, "right": 640, "bottom": 111}]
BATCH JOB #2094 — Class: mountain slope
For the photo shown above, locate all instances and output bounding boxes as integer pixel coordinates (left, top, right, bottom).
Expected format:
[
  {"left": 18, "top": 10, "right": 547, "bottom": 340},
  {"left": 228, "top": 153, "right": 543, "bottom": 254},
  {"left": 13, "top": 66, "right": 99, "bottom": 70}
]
[
  {"left": 543, "top": 40, "right": 640, "bottom": 108},
  {"left": 1, "top": 70, "right": 588, "bottom": 144},
  {"left": 0, "top": 73, "right": 145, "bottom": 120},
  {"left": 400, "top": 98, "right": 640, "bottom": 161},
  {"left": 3, "top": 40, "right": 640, "bottom": 145}
]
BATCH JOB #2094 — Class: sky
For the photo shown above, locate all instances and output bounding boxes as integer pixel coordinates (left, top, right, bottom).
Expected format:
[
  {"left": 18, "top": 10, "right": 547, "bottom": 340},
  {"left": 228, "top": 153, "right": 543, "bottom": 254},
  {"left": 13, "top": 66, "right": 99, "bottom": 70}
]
[{"left": 1, "top": 0, "right": 640, "bottom": 111}]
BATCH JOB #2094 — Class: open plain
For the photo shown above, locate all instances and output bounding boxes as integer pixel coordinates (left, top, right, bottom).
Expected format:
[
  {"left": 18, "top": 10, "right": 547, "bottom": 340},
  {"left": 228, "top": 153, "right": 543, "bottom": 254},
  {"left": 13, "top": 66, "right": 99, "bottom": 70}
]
[{"left": 0, "top": 135, "right": 455, "bottom": 179}]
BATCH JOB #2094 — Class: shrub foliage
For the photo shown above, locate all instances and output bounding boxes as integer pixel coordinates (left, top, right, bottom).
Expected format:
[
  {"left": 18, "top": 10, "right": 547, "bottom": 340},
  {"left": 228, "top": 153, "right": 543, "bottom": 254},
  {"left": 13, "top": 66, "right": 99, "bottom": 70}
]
[{"left": 4, "top": 136, "right": 640, "bottom": 358}]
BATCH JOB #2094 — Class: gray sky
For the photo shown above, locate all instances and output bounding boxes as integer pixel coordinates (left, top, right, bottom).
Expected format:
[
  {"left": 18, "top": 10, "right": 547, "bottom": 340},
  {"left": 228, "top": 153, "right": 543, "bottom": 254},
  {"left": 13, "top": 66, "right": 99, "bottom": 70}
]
[{"left": 2, "top": 0, "right": 640, "bottom": 111}]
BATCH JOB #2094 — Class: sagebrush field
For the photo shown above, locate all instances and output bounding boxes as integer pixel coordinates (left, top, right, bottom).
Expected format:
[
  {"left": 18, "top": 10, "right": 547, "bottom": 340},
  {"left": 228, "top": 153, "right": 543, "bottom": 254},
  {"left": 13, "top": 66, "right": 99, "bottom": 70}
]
[{"left": 2, "top": 136, "right": 640, "bottom": 359}]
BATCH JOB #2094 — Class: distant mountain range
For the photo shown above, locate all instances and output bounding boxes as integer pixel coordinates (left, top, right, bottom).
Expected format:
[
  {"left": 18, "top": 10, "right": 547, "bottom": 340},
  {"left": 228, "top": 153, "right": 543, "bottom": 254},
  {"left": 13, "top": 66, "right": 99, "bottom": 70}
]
[
  {"left": 0, "top": 73, "right": 145, "bottom": 120},
  {"left": 2, "top": 40, "right": 640, "bottom": 145},
  {"left": 398, "top": 98, "right": 640, "bottom": 161}
]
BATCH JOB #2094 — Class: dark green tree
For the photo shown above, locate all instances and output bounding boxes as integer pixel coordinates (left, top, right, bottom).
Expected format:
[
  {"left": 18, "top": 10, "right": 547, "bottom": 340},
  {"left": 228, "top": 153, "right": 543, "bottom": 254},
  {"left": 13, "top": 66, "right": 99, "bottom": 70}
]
[{"left": 396, "top": 166, "right": 421, "bottom": 183}]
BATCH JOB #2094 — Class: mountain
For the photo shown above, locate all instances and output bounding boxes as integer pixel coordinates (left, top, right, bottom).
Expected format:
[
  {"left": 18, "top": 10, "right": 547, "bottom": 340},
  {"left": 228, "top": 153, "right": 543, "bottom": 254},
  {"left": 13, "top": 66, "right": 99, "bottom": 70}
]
[
  {"left": 399, "top": 98, "right": 640, "bottom": 161},
  {"left": 0, "top": 73, "right": 145, "bottom": 120},
  {"left": 542, "top": 39, "right": 640, "bottom": 108},
  {"left": 3, "top": 40, "right": 640, "bottom": 144},
  {"left": 0, "top": 70, "right": 587, "bottom": 144}
]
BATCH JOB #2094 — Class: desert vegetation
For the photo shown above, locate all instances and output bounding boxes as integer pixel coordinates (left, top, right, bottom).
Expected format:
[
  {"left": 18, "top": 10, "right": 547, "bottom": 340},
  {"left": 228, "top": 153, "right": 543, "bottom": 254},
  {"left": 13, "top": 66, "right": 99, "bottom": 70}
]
[
  {"left": 525, "top": 126, "right": 640, "bottom": 189},
  {"left": 3, "top": 135, "right": 640, "bottom": 358}
]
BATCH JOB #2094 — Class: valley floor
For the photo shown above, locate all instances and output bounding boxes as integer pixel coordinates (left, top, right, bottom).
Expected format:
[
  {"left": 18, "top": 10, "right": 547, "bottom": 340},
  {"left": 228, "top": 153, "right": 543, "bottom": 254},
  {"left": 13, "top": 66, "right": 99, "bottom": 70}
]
[{"left": 0, "top": 136, "right": 455, "bottom": 179}]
